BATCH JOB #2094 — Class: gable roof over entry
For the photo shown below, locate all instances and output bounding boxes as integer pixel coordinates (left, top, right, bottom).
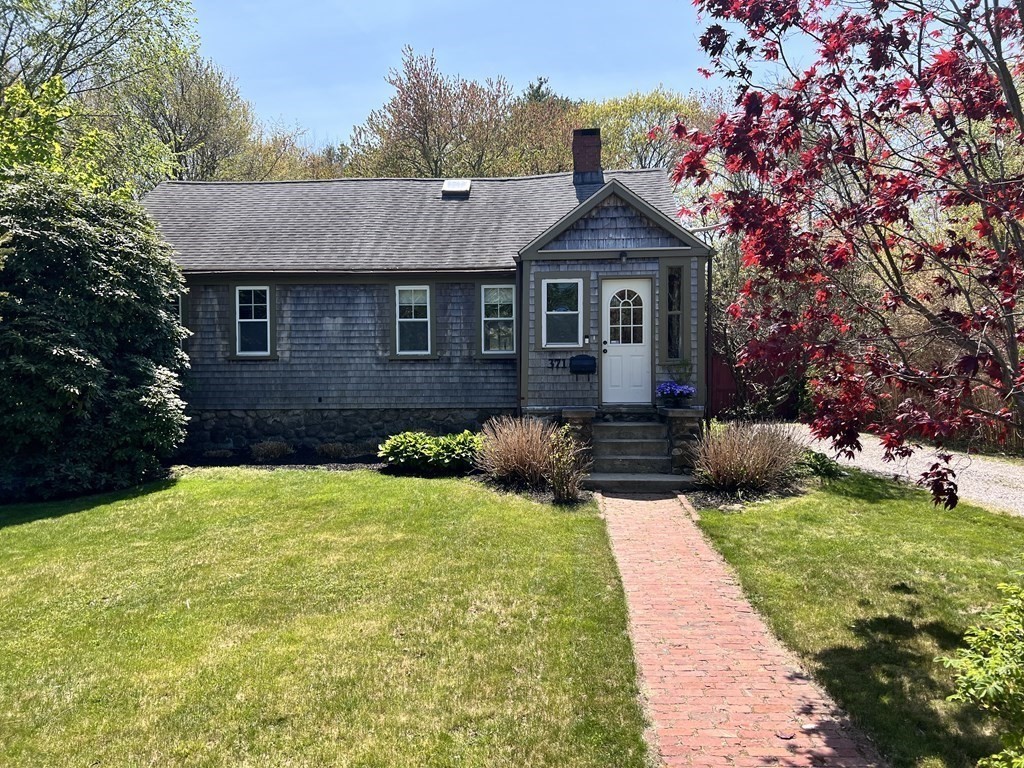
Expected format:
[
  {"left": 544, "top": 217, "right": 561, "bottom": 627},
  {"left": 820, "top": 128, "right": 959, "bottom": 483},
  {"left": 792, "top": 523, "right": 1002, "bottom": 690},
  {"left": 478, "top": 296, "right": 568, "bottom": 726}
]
[
  {"left": 520, "top": 178, "right": 711, "bottom": 258},
  {"left": 142, "top": 169, "right": 688, "bottom": 275}
]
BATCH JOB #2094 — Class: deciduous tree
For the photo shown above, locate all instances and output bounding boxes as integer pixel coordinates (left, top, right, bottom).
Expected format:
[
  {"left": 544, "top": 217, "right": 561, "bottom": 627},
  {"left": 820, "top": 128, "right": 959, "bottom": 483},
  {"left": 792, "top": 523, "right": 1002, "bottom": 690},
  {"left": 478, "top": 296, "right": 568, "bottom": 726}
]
[{"left": 677, "top": 0, "right": 1024, "bottom": 506}]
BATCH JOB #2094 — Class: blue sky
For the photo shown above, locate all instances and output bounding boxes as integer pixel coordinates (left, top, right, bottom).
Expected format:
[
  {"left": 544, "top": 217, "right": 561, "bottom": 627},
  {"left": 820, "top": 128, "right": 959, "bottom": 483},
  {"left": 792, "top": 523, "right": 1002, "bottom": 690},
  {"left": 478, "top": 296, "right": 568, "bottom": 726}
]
[{"left": 191, "top": 1, "right": 712, "bottom": 147}]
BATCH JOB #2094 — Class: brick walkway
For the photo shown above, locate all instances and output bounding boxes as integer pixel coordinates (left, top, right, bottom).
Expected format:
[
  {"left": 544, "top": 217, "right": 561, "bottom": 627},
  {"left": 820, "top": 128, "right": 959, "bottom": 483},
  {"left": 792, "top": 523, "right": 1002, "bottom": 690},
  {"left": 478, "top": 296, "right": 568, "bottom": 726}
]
[{"left": 599, "top": 493, "right": 883, "bottom": 768}]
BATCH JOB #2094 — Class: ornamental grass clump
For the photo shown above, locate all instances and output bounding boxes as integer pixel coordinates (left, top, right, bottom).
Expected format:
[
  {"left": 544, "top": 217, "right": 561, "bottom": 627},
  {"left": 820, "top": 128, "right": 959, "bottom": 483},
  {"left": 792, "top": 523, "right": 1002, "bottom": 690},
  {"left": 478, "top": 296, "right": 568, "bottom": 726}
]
[
  {"left": 476, "top": 416, "right": 556, "bottom": 490},
  {"left": 695, "top": 422, "right": 806, "bottom": 494}
]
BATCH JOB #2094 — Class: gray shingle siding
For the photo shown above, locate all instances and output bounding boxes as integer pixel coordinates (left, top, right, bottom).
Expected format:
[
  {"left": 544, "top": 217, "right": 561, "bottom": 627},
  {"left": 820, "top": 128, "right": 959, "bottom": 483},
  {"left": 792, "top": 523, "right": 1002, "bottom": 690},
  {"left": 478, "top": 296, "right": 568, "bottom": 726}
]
[
  {"left": 524, "top": 255, "right": 704, "bottom": 410},
  {"left": 183, "top": 281, "right": 517, "bottom": 411},
  {"left": 525, "top": 257, "right": 662, "bottom": 409},
  {"left": 540, "top": 194, "right": 685, "bottom": 251}
]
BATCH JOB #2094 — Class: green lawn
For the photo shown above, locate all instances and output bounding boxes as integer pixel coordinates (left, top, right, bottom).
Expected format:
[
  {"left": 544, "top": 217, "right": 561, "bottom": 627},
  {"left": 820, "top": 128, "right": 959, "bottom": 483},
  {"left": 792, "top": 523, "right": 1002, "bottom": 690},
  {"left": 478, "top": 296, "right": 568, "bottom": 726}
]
[
  {"left": 697, "top": 470, "right": 1024, "bottom": 768},
  {"left": 0, "top": 469, "right": 646, "bottom": 767}
]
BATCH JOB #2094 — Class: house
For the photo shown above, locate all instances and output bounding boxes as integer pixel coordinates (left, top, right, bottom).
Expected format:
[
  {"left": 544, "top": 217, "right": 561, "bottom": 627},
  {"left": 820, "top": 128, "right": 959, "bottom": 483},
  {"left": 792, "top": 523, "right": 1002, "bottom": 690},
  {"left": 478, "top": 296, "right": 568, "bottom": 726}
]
[{"left": 143, "top": 129, "right": 711, "bottom": 486}]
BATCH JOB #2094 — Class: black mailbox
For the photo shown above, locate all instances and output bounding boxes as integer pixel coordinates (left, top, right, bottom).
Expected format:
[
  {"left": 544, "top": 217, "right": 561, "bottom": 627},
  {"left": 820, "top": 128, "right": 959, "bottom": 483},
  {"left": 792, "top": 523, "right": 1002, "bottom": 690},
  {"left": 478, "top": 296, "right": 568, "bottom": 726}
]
[{"left": 568, "top": 354, "right": 597, "bottom": 375}]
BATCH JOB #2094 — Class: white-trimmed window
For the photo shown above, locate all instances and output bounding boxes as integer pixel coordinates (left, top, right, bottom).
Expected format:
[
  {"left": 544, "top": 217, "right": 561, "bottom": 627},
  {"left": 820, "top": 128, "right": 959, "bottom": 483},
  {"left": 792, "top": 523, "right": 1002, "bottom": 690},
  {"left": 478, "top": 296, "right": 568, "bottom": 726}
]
[
  {"left": 236, "top": 286, "right": 270, "bottom": 356},
  {"left": 481, "top": 285, "right": 515, "bottom": 354},
  {"left": 396, "top": 285, "right": 431, "bottom": 355},
  {"left": 542, "top": 278, "right": 583, "bottom": 347}
]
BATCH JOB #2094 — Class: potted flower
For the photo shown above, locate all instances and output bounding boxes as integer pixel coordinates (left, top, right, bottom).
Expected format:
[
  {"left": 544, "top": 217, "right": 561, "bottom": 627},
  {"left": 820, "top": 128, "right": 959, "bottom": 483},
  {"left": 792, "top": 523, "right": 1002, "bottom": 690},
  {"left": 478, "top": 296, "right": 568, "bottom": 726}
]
[{"left": 656, "top": 381, "right": 696, "bottom": 408}]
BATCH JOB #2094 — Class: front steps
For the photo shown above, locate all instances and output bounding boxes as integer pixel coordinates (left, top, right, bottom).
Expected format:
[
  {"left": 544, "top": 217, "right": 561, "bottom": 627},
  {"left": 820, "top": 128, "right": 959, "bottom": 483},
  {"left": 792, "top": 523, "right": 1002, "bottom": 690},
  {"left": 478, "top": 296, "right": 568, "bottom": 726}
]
[{"left": 584, "top": 420, "right": 693, "bottom": 493}]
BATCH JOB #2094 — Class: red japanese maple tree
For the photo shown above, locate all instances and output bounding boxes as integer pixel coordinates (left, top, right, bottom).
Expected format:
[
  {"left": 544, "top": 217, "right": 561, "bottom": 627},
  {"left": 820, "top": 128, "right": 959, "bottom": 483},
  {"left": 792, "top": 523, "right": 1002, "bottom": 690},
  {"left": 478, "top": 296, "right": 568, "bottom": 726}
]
[{"left": 676, "top": 0, "right": 1024, "bottom": 506}]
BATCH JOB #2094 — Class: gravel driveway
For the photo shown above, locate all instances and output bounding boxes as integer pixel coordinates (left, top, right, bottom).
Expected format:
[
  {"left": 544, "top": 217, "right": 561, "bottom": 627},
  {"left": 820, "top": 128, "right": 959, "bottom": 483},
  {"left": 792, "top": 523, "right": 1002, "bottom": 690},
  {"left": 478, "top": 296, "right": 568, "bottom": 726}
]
[{"left": 793, "top": 424, "right": 1024, "bottom": 517}]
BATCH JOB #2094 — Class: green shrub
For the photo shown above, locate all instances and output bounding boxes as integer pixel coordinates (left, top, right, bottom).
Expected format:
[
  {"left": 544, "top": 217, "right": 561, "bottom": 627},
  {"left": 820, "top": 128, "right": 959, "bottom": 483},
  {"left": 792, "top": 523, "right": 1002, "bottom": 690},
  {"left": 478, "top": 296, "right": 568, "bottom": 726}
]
[
  {"left": 378, "top": 432, "right": 434, "bottom": 473},
  {"left": 429, "top": 431, "right": 483, "bottom": 474},
  {"left": 0, "top": 168, "right": 188, "bottom": 501},
  {"left": 476, "top": 416, "right": 556, "bottom": 490},
  {"left": 546, "top": 425, "right": 591, "bottom": 504},
  {"left": 694, "top": 422, "right": 806, "bottom": 494},
  {"left": 377, "top": 430, "right": 482, "bottom": 476},
  {"left": 799, "top": 449, "right": 844, "bottom": 479},
  {"left": 250, "top": 441, "right": 294, "bottom": 463},
  {"left": 942, "top": 581, "right": 1024, "bottom": 768}
]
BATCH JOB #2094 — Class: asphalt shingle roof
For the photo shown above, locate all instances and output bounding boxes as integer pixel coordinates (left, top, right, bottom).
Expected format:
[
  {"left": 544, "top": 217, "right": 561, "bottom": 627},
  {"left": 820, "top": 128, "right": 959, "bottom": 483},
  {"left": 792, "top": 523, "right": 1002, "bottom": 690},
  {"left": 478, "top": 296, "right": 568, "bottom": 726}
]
[{"left": 142, "top": 169, "right": 680, "bottom": 274}]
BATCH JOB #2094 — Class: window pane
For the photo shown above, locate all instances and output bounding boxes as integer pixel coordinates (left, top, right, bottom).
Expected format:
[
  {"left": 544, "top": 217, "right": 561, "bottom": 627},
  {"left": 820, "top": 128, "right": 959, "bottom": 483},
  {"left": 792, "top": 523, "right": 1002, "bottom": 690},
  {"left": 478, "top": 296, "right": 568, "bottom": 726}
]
[
  {"left": 252, "top": 304, "right": 268, "bottom": 320},
  {"left": 399, "top": 321, "right": 429, "bottom": 353},
  {"left": 484, "top": 286, "right": 513, "bottom": 305},
  {"left": 484, "top": 320, "right": 514, "bottom": 352},
  {"left": 399, "top": 288, "right": 428, "bottom": 306},
  {"left": 546, "top": 282, "right": 578, "bottom": 312},
  {"left": 238, "top": 304, "right": 254, "bottom": 320},
  {"left": 238, "top": 289, "right": 253, "bottom": 305},
  {"left": 546, "top": 312, "right": 579, "bottom": 345},
  {"left": 668, "top": 314, "right": 681, "bottom": 358},
  {"left": 668, "top": 269, "right": 682, "bottom": 312},
  {"left": 252, "top": 289, "right": 267, "bottom": 305},
  {"left": 398, "top": 304, "right": 414, "bottom": 319},
  {"left": 610, "top": 326, "right": 620, "bottom": 344},
  {"left": 239, "top": 321, "right": 269, "bottom": 353},
  {"left": 633, "top": 325, "right": 642, "bottom": 344}
]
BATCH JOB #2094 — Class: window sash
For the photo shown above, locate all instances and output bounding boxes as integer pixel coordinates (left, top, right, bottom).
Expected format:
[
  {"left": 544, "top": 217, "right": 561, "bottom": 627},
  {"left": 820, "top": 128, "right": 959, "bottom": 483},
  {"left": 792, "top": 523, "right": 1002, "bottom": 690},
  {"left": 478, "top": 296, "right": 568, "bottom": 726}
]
[
  {"left": 236, "top": 286, "right": 270, "bottom": 356},
  {"left": 542, "top": 279, "right": 583, "bottom": 348},
  {"left": 666, "top": 267, "right": 684, "bottom": 360},
  {"left": 481, "top": 284, "right": 515, "bottom": 354},
  {"left": 396, "top": 285, "right": 431, "bottom": 355}
]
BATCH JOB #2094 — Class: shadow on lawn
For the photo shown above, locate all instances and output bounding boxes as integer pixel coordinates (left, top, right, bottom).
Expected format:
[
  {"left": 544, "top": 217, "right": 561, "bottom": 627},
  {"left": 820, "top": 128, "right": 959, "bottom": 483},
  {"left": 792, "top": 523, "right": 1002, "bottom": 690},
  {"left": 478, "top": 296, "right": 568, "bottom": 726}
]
[
  {"left": 0, "top": 478, "right": 178, "bottom": 530},
  {"left": 813, "top": 613, "right": 999, "bottom": 768},
  {"left": 823, "top": 470, "right": 922, "bottom": 504}
]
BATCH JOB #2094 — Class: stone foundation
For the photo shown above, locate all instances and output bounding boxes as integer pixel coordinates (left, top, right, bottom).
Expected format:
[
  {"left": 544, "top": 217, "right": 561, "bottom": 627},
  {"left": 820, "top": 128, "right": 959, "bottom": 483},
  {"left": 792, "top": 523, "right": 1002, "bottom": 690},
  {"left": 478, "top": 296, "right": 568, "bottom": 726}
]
[
  {"left": 183, "top": 407, "right": 515, "bottom": 454},
  {"left": 660, "top": 406, "right": 705, "bottom": 473}
]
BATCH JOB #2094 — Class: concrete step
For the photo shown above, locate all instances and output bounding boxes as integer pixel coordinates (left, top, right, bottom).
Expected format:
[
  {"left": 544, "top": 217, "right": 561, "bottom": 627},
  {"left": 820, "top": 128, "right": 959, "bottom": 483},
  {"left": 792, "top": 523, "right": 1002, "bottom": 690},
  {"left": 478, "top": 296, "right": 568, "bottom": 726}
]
[
  {"left": 592, "top": 438, "right": 669, "bottom": 457},
  {"left": 592, "top": 421, "right": 668, "bottom": 440},
  {"left": 593, "top": 455, "right": 673, "bottom": 474},
  {"left": 585, "top": 472, "right": 694, "bottom": 493}
]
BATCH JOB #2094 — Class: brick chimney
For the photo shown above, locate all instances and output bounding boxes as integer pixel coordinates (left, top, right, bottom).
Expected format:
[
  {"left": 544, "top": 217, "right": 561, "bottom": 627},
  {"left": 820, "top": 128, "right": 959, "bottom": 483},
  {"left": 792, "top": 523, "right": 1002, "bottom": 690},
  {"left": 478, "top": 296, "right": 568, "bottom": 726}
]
[{"left": 572, "top": 128, "right": 603, "bottom": 185}]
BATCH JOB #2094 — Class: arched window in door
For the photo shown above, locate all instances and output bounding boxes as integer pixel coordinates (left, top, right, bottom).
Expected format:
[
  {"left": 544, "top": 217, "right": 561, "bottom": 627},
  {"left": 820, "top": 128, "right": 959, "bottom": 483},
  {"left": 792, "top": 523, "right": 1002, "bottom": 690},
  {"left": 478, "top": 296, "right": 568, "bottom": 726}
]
[{"left": 608, "top": 289, "right": 643, "bottom": 344}]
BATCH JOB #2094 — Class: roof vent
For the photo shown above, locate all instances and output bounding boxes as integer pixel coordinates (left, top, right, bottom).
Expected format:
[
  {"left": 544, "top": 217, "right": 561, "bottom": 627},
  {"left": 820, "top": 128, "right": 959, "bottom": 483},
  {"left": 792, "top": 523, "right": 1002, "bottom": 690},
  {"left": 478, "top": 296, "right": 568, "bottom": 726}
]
[{"left": 441, "top": 178, "right": 472, "bottom": 198}]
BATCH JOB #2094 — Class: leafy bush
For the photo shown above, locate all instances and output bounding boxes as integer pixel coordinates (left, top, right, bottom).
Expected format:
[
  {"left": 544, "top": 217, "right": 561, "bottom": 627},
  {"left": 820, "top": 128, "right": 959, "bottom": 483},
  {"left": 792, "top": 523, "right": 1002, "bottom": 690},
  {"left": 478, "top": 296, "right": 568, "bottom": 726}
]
[
  {"left": 547, "top": 425, "right": 592, "bottom": 503},
  {"left": 428, "top": 431, "right": 483, "bottom": 474},
  {"left": 378, "top": 432, "right": 434, "bottom": 473},
  {"left": 0, "top": 168, "right": 188, "bottom": 501},
  {"left": 799, "top": 449, "right": 844, "bottom": 479},
  {"left": 476, "top": 416, "right": 556, "bottom": 490},
  {"left": 377, "top": 430, "right": 482, "bottom": 476},
  {"left": 250, "top": 441, "right": 294, "bottom": 463},
  {"left": 694, "top": 422, "right": 806, "bottom": 494},
  {"left": 942, "top": 581, "right": 1024, "bottom": 768}
]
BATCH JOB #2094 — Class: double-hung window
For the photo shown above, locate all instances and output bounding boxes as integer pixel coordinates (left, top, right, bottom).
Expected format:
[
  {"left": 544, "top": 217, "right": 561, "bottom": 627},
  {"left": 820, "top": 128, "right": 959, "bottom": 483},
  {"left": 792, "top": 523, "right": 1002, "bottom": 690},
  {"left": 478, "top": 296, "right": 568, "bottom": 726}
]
[
  {"left": 481, "top": 285, "right": 515, "bottom": 354},
  {"left": 236, "top": 286, "right": 270, "bottom": 356},
  {"left": 542, "top": 278, "right": 583, "bottom": 347},
  {"left": 396, "top": 286, "right": 431, "bottom": 355}
]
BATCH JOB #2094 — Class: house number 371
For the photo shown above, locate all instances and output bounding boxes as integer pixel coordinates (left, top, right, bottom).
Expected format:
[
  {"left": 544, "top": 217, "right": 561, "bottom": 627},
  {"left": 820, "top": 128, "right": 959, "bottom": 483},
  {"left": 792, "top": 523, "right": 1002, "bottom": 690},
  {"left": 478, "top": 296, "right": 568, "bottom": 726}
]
[{"left": 547, "top": 359, "right": 567, "bottom": 369}]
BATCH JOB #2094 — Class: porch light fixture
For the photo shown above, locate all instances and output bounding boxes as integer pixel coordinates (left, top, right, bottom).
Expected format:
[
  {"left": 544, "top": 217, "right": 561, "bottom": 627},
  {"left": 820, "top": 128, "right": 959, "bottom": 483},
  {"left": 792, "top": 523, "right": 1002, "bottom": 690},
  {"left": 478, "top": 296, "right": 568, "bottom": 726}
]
[{"left": 619, "top": 250, "right": 627, "bottom": 263}]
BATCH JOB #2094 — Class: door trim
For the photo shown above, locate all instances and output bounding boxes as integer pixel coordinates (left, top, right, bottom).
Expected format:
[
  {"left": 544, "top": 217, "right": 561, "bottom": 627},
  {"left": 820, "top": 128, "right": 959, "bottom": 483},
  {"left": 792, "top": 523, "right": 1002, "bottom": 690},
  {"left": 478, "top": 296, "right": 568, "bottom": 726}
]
[{"left": 599, "top": 276, "right": 653, "bottom": 405}]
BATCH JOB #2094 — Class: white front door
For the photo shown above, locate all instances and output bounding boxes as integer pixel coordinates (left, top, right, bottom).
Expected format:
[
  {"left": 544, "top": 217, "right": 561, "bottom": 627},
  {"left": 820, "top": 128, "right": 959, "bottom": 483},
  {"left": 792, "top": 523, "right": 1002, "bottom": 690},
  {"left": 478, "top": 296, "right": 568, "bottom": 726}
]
[{"left": 601, "top": 278, "right": 652, "bottom": 404}]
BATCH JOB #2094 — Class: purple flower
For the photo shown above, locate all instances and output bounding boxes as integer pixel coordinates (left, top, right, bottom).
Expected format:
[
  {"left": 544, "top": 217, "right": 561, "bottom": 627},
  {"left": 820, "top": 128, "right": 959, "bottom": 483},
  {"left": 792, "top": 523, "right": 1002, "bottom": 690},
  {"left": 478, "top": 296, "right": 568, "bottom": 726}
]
[{"left": 657, "top": 381, "right": 696, "bottom": 398}]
